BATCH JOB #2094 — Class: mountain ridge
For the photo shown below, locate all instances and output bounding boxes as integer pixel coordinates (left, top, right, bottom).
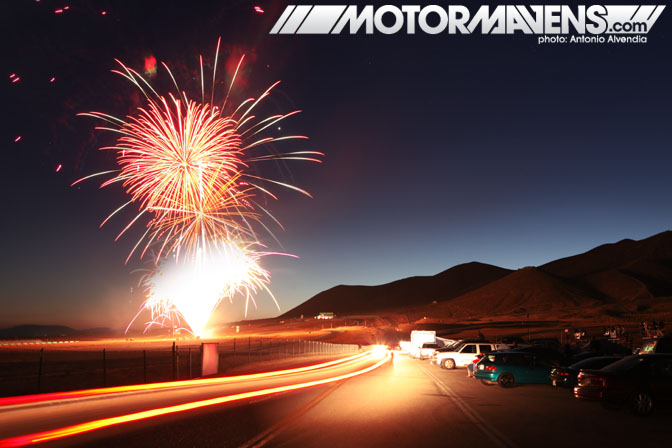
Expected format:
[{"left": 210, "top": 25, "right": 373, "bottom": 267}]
[{"left": 283, "top": 231, "right": 672, "bottom": 319}]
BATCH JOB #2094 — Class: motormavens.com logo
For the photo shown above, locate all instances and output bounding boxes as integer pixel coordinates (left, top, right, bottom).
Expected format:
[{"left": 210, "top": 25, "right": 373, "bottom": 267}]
[{"left": 269, "top": 5, "right": 666, "bottom": 44}]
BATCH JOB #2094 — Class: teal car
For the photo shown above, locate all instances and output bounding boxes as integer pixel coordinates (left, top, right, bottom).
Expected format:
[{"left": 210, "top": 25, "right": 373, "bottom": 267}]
[{"left": 474, "top": 352, "right": 554, "bottom": 388}]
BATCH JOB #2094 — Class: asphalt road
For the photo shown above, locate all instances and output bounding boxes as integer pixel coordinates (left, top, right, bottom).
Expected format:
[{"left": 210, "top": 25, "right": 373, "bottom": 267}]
[{"left": 2, "top": 353, "right": 672, "bottom": 447}]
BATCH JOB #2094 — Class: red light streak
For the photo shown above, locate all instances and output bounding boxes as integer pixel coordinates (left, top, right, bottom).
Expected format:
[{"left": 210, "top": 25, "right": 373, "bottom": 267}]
[
  {"left": 14, "top": 136, "right": 21, "bottom": 143},
  {"left": 55, "top": 164, "right": 62, "bottom": 172},
  {"left": 12, "top": 77, "right": 20, "bottom": 83},
  {"left": 49, "top": 77, "right": 55, "bottom": 83},
  {"left": 54, "top": 9, "right": 63, "bottom": 14},
  {"left": 254, "top": 6, "right": 264, "bottom": 14},
  {"left": 0, "top": 352, "right": 368, "bottom": 406},
  {"left": 0, "top": 352, "right": 390, "bottom": 447}
]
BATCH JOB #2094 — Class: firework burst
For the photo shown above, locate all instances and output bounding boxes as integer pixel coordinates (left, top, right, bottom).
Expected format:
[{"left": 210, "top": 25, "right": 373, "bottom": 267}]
[
  {"left": 130, "top": 239, "right": 295, "bottom": 337},
  {"left": 76, "top": 39, "right": 322, "bottom": 262},
  {"left": 78, "top": 39, "right": 321, "bottom": 335}
]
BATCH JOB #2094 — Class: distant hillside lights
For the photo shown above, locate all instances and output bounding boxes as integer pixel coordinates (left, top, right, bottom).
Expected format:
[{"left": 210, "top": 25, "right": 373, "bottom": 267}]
[{"left": 316, "top": 312, "right": 335, "bottom": 320}]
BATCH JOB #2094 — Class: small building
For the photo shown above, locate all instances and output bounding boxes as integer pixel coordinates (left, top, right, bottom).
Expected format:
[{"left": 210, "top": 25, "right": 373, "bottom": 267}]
[{"left": 316, "top": 312, "right": 335, "bottom": 320}]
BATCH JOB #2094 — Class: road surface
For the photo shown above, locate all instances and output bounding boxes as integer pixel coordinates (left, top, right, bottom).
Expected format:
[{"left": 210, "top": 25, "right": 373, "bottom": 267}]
[{"left": 2, "top": 352, "right": 671, "bottom": 447}]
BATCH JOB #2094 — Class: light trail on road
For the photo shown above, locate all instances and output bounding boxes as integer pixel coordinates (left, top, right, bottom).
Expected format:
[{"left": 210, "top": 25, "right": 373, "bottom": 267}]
[
  {"left": 0, "top": 350, "right": 390, "bottom": 447},
  {"left": 0, "top": 351, "right": 369, "bottom": 407}
]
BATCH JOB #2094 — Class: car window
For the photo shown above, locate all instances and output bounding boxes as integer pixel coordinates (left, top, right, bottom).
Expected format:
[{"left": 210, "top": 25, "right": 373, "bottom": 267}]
[
  {"left": 498, "top": 354, "right": 530, "bottom": 366},
  {"left": 535, "top": 357, "right": 555, "bottom": 368},
  {"left": 570, "top": 357, "right": 619, "bottom": 370},
  {"left": 516, "top": 355, "right": 534, "bottom": 366},
  {"left": 479, "top": 345, "right": 492, "bottom": 353},
  {"left": 602, "top": 355, "right": 642, "bottom": 372},
  {"left": 461, "top": 344, "right": 477, "bottom": 354}
]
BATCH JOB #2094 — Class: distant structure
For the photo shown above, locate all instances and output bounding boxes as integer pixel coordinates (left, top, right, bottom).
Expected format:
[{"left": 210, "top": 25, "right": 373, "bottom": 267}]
[{"left": 316, "top": 312, "right": 335, "bottom": 320}]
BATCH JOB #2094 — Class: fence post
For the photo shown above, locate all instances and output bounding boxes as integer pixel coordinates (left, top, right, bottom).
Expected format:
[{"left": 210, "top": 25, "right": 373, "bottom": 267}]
[
  {"left": 248, "top": 337, "right": 251, "bottom": 364},
  {"left": 189, "top": 347, "right": 192, "bottom": 379},
  {"left": 143, "top": 350, "right": 147, "bottom": 384},
  {"left": 233, "top": 337, "right": 236, "bottom": 353},
  {"left": 102, "top": 348, "right": 107, "bottom": 387},
  {"left": 176, "top": 349, "right": 180, "bottom": 380},
  {"left": 37, "top": 348, "right": 44, "bottom": 393}
]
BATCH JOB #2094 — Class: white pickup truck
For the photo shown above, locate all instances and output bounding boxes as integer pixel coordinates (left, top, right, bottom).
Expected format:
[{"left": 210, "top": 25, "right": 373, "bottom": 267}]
[{"left": 433, "top": 342, "right": 505, "bottom": 369}]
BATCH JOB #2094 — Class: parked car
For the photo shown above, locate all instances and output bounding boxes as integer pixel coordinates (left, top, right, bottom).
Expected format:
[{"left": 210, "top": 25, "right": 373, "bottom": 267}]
[
  {"left": 582, "top": 338, "right": 632, "bottom": 356},
  {"left": 430, "top": 339, "right": 485, "bottom": 364},
  {"left": 417, "top": 342, "right": 441, "bottom": 359},
  {"left": 511, "top": 345, "right": 566, "bottom": 366},
  {"left": 434, "top": 342, "right": 499, "bottom": 369},
  {"left": 474, "top": 352, "right": 554, "bottom": 387},
  {"left": 574, "top": 354, "right": 672, "bottom": 416},
  {"left": 528, "top": 338, "right": 561, "bottom": 351},
  {"left": 409, "top": 330, "right": 436, "bottom": 358},
  {"left": 637, "top": 337, "right": 672, "bottom": 354},
  {"left": 550, "top": 356, "right": 621, "bottom": 388}
]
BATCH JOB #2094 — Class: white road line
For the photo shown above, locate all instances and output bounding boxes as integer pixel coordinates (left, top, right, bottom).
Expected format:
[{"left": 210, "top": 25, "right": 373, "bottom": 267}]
[
  {"left": 238, "top": 381, "right": 346, "bottom": 448},
  {"left": 420, "top": 364, "right": 519, "bottom": 448}
]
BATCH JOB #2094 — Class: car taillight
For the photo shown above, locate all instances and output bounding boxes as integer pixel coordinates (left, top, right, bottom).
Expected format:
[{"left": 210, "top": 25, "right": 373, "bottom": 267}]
[
  {"left": 578, "top": 374, "right": 608, "bottom": 387},
  {"left": 594, "top": 377, "right": 608, "bottom": 387},
  {"left": 484, "top": 365, "right": 497, "bottom": 371},
  {"left": 560, "top": 372, "right": 570, "bottom": 377}
]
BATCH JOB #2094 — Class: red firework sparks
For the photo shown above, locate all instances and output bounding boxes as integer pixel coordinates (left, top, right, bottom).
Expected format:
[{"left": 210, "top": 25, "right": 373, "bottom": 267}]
[{"left": 76, "top": 44, "right": 322, "bottom": 262}]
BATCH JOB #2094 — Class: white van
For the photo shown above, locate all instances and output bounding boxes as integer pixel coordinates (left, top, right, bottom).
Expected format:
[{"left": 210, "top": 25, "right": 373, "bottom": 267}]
[{"left": 434, "top": 342, "right": 503, "bottom": 369}]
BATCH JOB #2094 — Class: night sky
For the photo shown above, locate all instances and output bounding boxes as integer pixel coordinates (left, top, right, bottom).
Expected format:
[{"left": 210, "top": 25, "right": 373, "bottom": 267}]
[{"left": 2, "top": 0, "right": 671, "bottom": 329}]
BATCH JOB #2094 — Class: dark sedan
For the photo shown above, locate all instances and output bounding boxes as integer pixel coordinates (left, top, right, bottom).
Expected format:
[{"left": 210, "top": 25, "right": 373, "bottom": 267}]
[
  {"left": 574, "top": 354, "right": 672, "bottom": 416},
  {"left": 511, "top": 345, "right": 566, "bottom": 366},
  {"left": 550, "top": 356, "right": 621, "bottom": 388}
]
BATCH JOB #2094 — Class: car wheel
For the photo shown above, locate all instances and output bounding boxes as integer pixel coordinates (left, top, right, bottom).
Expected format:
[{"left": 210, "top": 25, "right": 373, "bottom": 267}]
[
  {"left": 443, "top": 358, "right": 456, "bottom": 369},
  {"left": 480, "top": 380, "right": 495, "bottom": 386},
  {"left": 498, "top": 373, "right": 515, "bottom": 388},
  {"left": 631, "top": 391, "right": 654, "bottom": 417}
]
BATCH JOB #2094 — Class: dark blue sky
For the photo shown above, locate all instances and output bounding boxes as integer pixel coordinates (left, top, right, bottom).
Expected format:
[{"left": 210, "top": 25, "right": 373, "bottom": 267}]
[{"left": 2, "top": 0, "right": 671, "bottom": 329}]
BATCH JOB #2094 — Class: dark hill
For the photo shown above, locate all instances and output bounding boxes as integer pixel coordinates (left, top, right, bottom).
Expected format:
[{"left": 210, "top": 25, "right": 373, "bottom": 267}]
[
  {"left": 540, "top": 231, "right": 672, "bottom": 301},
  {"left": 280, "top": 262, "right": 511, "bottom": 318},
  {"left": 420, "top": 267, "right": 599, "bottom": 318},
  {"left": 541, "top": 231, "right": 672, "bottom": 278},
  {"left": 284, "top": 231, "right": 672, "bottom": 321}
]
